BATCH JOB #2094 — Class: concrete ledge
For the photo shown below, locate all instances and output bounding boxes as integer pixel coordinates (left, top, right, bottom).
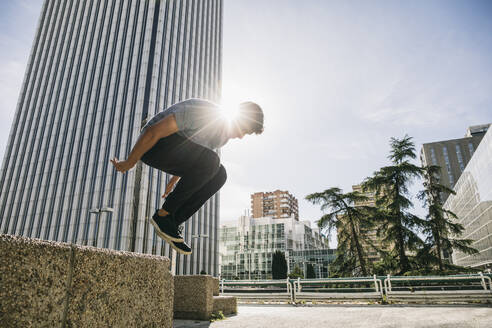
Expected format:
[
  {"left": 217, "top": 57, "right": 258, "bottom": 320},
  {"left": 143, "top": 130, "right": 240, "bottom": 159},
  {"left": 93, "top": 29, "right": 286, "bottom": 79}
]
[
  {"left": 0, "top": 234, "right": 173, "bottom": 327},
  {"left": 213, "top": 277, "right": 220, "bottom": 296},
  {"left": 67, "top": 244, "right": 173, "bottom": 327},
  {"left": 213, "top": 296, "right": 237, "bottom": 315},
  {"left": 0, "top": 234, "right": 71, "bottom": 327},
  {"left": 174, "top": 275, "right": 214, "bottom": 320}
]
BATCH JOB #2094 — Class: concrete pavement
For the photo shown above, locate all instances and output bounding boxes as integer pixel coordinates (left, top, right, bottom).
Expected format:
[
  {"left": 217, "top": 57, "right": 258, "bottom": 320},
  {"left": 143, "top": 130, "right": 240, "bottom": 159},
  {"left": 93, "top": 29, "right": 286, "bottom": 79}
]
[{"left": 173, "top": 304, "right": 492, "bottom": 328}]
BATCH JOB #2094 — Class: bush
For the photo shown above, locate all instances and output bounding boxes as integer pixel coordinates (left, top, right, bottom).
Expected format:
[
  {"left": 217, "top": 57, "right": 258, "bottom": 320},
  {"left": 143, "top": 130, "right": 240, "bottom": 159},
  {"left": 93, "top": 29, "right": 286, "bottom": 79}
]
[{"left": 288, "top": 264, "right": 304, "bottom": 279}]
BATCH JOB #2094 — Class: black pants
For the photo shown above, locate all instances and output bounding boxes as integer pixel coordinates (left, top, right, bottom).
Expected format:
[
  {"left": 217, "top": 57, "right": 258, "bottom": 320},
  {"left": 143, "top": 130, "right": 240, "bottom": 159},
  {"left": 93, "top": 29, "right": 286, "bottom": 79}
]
[{"left": 141, "top": 133, "right": 227, "bottom": 226}]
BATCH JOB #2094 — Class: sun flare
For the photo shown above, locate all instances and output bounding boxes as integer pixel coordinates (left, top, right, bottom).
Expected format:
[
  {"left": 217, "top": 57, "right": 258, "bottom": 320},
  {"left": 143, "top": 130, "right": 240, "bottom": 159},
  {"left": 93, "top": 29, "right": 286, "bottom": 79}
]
[{"left": 219, "top": 94, "right": 241, "bottom": 123}]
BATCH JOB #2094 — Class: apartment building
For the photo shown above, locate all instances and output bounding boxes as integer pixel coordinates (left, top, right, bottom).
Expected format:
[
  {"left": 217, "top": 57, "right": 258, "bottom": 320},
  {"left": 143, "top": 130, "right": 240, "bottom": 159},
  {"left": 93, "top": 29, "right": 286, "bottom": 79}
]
[{"left": 251, "top": 190, "right": 299, "bottom": 220}]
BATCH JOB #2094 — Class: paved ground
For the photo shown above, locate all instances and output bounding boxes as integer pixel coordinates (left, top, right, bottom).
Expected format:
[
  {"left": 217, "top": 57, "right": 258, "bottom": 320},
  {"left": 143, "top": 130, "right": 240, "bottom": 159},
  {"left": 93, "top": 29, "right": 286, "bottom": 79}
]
[{"left": 173, "top": 304, "right": 492, "bottom": 328}]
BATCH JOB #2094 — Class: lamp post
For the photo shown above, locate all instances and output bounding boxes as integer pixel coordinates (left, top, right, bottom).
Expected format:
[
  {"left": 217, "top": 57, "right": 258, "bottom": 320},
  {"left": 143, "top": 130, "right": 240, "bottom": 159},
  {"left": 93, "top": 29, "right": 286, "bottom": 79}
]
[
  {"left": 87, "top": 207, "right": 114, "bottom": 246},
  {"left": 192, "top": 234, "right": 209, "bottom": 275}
]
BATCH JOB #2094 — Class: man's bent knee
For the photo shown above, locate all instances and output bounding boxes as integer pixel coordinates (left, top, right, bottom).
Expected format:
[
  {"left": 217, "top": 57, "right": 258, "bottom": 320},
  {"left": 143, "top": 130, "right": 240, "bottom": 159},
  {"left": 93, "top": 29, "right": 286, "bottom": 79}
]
[
  {"left": 201, "top": 150, "right": 221, "bottom": 177},
  {"left": 217, "top": 164, "right": 227, "bottom": 187}
]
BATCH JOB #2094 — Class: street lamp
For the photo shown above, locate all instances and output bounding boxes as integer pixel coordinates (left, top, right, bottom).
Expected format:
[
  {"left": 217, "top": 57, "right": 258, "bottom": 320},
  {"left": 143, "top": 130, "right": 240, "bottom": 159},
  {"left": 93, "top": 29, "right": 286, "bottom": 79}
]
[
  {"left": 87, "top": 207, "right": 114, "bottom": 246},
  {"left": 191, "top": 234, "right": 209, "bottom": 275}
]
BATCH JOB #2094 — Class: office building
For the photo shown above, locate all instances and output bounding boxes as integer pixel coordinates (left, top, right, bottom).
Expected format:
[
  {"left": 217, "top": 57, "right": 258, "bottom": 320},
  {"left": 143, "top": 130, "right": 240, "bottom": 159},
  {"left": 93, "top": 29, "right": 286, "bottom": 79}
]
[
  {"left": 444, "top": 128, "right": 492, "bottom": 269},
  {"left": 219, "top": 215, "right": 333, "bottom": 280},
  {"left": 420, "top": 124, "right": 490, "bottom": 202},
  {"left": 251, "top": 190, "right": 299, "bottom": 220},
  {"left": 0, "top": 0, "right": 223, "bottom": 275}
]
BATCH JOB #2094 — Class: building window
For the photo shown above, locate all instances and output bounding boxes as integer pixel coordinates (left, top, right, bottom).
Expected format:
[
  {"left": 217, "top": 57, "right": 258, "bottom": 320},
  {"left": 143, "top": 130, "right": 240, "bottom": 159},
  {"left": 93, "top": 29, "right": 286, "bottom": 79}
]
[
  {"left": 430, "top": 147, "right": 437, "bottom": 165},
  {"left": 468, "top": 142, "right": 474, "bottom": 157},
  {"left": 455, "top": 144, "right": 465, "bottom": 172},
  {"left": 442, "top": 146, "right": 454, "bottom": 185}
]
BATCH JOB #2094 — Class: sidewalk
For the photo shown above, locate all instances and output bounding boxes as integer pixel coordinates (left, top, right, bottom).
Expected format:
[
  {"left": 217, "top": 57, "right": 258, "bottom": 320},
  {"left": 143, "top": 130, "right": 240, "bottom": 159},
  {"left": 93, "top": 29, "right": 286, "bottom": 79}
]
[{"left": 174, "top": 304, "right": 492, "bottom": 328}]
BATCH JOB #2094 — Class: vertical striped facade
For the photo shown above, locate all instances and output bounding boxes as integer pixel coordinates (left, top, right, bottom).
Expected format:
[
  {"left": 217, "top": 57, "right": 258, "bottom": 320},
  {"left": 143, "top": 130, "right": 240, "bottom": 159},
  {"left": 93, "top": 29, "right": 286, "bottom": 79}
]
[{"left": 0, "top": 0, "right": 223, "bottom": 276}]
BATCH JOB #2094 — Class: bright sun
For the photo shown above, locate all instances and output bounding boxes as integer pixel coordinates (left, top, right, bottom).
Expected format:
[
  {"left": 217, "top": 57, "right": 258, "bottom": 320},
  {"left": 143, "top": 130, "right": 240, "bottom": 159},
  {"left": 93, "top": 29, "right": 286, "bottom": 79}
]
[{"left": 219, "top": 94, "right": 241, "bottom": 122}]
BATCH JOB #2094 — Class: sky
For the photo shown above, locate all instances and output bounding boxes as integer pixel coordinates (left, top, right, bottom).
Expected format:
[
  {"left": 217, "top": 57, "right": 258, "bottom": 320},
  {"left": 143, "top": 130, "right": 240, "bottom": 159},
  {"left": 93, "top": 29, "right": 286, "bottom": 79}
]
[{"left": 1, "top": 1, "right": 491, "bottom": 247}]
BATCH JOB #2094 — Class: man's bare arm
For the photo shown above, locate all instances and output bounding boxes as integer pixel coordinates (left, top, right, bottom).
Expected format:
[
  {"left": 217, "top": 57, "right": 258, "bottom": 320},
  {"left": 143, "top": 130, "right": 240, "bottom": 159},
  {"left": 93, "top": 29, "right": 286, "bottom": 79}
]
[
  {"left": 111, "top": 114, "right": 179, "bottom": 173},
  {"left": 162, "top": 175, "right": 180, "bottom": 198}
]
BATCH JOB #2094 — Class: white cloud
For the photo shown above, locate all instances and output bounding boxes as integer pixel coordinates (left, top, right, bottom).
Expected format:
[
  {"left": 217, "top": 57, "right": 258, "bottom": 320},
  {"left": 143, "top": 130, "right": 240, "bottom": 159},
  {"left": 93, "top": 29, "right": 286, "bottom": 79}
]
[{"left": 363, "top": 105, "right": 445, "bottom": 127}]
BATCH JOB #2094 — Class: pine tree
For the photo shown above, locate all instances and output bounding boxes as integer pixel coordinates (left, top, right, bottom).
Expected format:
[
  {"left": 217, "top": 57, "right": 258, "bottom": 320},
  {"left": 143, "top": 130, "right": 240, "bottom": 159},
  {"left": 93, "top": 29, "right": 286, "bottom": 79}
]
[
  {"left": 363, "top": 135, "right": 425, "bottom": 274},
  {"left": 306, "top": 187, "right": 376, "bottom": 276},
  {"left": 418, "top": 165, "right": 478, "bottom": 271},
  {"left": 271, "top": 250, "right": 288, "bottom": 279}
]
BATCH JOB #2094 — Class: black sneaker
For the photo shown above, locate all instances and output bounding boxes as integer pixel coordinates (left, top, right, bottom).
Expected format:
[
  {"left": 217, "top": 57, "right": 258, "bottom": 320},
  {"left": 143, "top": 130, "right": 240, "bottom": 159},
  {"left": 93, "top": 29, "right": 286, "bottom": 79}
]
[
  {"left": 170, "top": 240, "right": 192, "bottom": 255},
  {"left": 176, "top": 224, "right": 184, "bottom": 240},
  {"left": 150, "top": 210, "right": 184, "bottom": 242},
  {"left": 169, "top": 226, "right": 192, "bottom": 255}
]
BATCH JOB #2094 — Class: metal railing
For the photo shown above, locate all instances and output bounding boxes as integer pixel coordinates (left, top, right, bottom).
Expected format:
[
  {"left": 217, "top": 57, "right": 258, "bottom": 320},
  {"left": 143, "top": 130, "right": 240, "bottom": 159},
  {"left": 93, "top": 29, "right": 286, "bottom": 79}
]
[
  {"left": 384, "top": 273, "right": 492, "bottom": 302},
  {"left": 219, "top": 273, "right": 492, "bottom": 303},
  {"left": 220, "top": 278, "right": 292, "bottom": 302},
  {"left": 293, "top": 275, "right": 383, "bottom": 302}
]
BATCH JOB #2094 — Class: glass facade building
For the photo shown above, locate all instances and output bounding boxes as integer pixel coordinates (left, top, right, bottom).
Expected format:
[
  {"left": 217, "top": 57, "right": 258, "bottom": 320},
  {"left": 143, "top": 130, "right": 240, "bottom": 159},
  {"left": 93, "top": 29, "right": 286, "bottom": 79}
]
[
  {"left": 0, "top": 0, "right": 223, "bottom": 275},
  {"left": 219, "top": 215, "right": 334, "bottom": 280},
  {"left": 287, "top": 249, "right": 335, "bottom": 278},
  {"left": 444, "top": 128, "right": 492, "bottom": 268}
]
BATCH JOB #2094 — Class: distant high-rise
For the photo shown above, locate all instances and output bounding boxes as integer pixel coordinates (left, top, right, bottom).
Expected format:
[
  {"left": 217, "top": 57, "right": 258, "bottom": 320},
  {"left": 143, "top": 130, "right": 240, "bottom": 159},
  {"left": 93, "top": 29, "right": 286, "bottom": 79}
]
[
  {"left": 0, "top": 0, "right": 223, "bottom": 276},
  {"left": 420, "top": 124, "right": 490, "bottom": 202},
  {"left": 251, "top": 190, "right": 299, "bottom": 220}
]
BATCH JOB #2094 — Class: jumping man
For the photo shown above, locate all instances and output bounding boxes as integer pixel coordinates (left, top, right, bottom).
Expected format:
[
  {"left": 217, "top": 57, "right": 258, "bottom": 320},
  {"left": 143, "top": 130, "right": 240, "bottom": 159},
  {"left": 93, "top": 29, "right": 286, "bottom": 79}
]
[{"left": 110, "top": 98, "right": 264, "bottom": 254}]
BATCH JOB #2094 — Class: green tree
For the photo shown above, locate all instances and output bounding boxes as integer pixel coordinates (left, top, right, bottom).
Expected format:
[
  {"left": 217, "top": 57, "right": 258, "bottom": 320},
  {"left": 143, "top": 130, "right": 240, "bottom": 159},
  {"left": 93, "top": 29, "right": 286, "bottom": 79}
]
[
  {"left": 306, "top": 263, "right": 316, "bottom": 279},
  {"left": 363, "top": 135, "right": 425, "bottom": 274},
  {"left": 288, "top": 264, "right": 304, "bottom": 279},
  {"left": 271, "top": 250, "right": 288, "bottom": 279},
  {"left": 306, "top": 187, "right": 375, "bottom": 276},
  {"left": 418, "top": 165, "right": 478, "bottom": 271}
]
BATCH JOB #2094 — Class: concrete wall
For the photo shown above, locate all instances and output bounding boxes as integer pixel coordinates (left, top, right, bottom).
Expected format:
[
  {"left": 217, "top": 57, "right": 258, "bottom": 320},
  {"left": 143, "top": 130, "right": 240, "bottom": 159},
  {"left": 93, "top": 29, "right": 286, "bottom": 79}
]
[
  {"left": 0, "top": 234, "right": 173, "bottom": 327},
  {"left": 174, "top": 275, "right": 215, "bottom": 320}
]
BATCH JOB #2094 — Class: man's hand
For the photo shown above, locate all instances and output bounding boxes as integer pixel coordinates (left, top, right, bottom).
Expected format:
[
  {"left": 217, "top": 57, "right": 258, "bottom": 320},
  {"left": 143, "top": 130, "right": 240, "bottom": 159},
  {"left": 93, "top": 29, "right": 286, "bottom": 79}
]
[{"left": 110, "top": 157, "right": 135, "bottom": 173}]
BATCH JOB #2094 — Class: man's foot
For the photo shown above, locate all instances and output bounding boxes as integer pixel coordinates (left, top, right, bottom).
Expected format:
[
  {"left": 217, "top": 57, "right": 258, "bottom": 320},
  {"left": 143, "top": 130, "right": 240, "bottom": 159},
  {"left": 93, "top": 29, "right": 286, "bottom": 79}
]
[
  {"left": 170, "top": 240, "right": 192, "bottom": 255},
  {"left": 150, "top": 210, "right": 183, "bottom": 242},
  {"left": 169, "top": 226, "right": 192, "bottom": 255}
]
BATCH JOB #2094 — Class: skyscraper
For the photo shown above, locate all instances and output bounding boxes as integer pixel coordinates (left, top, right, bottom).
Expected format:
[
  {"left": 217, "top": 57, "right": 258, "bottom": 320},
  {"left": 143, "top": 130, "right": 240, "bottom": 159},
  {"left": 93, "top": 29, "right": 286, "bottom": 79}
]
[{"left": 0, "top": 0, "right": 223, "bottom": 275}]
